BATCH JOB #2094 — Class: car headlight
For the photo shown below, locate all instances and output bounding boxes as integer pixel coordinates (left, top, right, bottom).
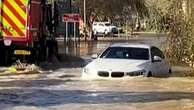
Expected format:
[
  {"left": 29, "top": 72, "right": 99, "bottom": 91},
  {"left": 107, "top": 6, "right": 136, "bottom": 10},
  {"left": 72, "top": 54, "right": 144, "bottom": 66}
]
[
  {"left": 83, "top": 68, "right": 91, "bottom": 74},
  {"left": 127, "top": 70, "right": 146, "bottom": 76}
]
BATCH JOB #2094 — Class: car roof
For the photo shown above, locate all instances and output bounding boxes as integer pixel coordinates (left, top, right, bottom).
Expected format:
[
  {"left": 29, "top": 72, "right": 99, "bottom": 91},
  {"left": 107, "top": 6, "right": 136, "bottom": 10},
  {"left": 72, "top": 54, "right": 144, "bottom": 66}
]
[
  {"left": 93, "top": 22, "right": 110, "bottom": 24},
  {"left": 110, "top": 43, "right": 151, "bottom": 49}
]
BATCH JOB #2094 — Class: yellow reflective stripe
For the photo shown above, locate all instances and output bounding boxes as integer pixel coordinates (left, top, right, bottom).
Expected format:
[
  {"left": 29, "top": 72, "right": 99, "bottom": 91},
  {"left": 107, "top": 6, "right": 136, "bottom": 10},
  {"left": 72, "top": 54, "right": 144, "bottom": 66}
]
[
  {"left": 0, "top": 1, "right": 4, "bottom": 36},
  {"left": 0, "top": 1, "right": 1, "bottom": 36},
  {"left": 0, "top": 3, "right": 15, "bottom": 37},
  {"left": 0, "top": 0, "right": 2, "bottom": 20},
  {"left": 0, "top": 0, "right": 27, "bottom": 38},
  {"left": 2, "top": 31, "right": 8, "bottom": 36},
  {"left": 2, "top": 19, "right": 19, "bottom": 37},
  {"left": 3, "top": 4, "right": 25, "bottom": 29},
  {"left": 20, "top": 0, "right": 29, "bottom": 6},
  {"left": 11, "top": 0, "right": 27, "bottom": 20}
]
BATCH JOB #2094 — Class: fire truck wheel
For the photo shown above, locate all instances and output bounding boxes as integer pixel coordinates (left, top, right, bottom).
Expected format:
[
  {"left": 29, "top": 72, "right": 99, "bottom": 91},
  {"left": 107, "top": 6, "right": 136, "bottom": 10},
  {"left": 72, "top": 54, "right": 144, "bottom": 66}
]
[
  {"left": 0, "top": 48, "right": 6, "bottom": 66},
  {"left": 3, "top": 49, "right": 12, "bottom": 66},
  {"left": 30, "top": 48, "right": 37, "bottom": 63}
]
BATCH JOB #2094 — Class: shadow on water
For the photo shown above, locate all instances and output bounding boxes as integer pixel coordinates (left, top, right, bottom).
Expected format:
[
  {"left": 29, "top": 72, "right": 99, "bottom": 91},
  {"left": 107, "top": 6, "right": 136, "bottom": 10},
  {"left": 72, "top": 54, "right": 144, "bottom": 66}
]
[{"left": 1, "top": 88, "right": 194, "bottom": 107}]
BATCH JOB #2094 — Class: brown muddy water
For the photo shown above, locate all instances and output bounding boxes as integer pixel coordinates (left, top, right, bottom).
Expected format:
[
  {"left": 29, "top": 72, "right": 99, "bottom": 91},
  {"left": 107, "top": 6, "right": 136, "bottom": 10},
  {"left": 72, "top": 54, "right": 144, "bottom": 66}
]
[
  {"left": 58, "top": 36, "right": 167, "bottom": 56},
  {"left": 1, "top": 74, "right": 194, "bottom": 110},
  {"left": 1, "top": 36, "right": 194, "bottom": 110}
]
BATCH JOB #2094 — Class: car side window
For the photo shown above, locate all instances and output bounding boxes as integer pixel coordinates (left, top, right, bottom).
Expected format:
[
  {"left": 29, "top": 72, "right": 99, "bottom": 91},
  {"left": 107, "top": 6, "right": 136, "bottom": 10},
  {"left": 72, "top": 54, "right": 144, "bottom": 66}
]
[
  {"left": 158, "top": 48, "right": 165, "bottom": 59},
  {"left": 151, "top": 47, "right": 165, "bottom": 59},
  {"left": 151, "top": 47, "right": 156, "bottom": 60}
]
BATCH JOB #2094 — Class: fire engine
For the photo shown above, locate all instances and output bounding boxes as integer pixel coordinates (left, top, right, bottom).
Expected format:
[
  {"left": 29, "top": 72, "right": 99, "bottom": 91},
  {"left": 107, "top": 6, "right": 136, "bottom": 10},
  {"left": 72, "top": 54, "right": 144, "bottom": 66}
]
[{"left": 0, "top": 0, "right": 58, "bottom": 65}]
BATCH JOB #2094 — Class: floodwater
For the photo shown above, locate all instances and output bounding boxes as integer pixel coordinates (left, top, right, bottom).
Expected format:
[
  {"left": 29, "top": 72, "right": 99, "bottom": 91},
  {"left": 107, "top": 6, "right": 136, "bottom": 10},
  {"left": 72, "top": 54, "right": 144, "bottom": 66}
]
[
  {"left": 1, "top": 35, "right": 194, "bottom": 110},
  {"left": 58, "top": 35, "right": 167, "bottom": 57},
  {"left": 1, "top": 72, "right": 194, "bottom": 110}
]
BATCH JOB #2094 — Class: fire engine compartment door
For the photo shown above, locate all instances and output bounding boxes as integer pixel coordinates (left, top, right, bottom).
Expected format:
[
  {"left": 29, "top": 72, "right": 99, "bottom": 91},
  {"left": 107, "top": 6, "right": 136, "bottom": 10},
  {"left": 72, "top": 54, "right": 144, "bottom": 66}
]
[{"left": 0, "top": 0, "right": 29, "bottom": 40}]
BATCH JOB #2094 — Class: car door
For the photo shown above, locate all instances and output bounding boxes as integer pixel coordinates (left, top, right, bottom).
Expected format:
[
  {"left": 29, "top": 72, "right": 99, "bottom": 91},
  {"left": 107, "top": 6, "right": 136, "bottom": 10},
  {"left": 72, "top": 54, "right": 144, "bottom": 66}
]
[{"left": 150, "top": 47, "right": 168, "bottom": 75}]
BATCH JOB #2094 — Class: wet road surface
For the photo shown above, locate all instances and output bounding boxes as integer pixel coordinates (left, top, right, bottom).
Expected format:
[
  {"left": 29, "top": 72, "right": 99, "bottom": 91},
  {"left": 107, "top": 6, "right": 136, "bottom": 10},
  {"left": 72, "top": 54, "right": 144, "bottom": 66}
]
[
  {"left": 58, "top": 35, "right": 167, "bottom": 57},
  {"left": 1, "top": 71, "right": 194, "bottom": 110},
  {"left": 1, "top": 35, "right": 194, "bottom": 110}
]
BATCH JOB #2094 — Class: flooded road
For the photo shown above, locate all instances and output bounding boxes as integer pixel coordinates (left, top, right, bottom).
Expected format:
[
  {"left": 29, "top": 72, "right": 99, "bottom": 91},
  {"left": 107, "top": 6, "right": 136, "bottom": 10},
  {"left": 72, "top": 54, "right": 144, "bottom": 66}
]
[
  {"left": 1, "top": 73, "right": 194, "bottom": 110},
  {"left": 58, "top": 35, "right": 167, "bottom": 57},
  {"left": 1, "top": 35, "right": 194, "bottom": 110}
]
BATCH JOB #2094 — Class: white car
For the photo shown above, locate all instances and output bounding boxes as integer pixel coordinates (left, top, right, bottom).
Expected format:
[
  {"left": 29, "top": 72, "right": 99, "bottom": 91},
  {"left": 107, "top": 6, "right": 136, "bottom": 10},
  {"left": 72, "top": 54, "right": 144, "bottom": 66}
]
[
  {"left": 92, "top": 22, "right": 118, "bottom": 35},
  {"left": 82, "top": 43, "right": 171, "bottom": 80}
]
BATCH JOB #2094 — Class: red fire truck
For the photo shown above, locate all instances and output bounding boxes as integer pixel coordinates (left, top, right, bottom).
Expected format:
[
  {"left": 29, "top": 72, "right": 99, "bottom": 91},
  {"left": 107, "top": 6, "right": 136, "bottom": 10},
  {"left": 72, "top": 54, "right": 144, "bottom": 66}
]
[{"left": 0, "top": 0, "right": 57, "bottom": 65}]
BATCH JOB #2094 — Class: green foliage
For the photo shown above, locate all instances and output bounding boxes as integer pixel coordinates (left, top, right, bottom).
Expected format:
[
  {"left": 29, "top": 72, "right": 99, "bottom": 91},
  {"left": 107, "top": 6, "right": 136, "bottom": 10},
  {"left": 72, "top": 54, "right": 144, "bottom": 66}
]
[
  {"left": 164, "top": 0, "right": 194, "bottom": 66},
  {"left": 145, "top": 0, "right": 174, "bottom": 32},
  {"left": 144, "top": 0, "right": 194, "bottom": 67},
  {"left": 74, "top": 0, "right": 148, "bottom": 23}
]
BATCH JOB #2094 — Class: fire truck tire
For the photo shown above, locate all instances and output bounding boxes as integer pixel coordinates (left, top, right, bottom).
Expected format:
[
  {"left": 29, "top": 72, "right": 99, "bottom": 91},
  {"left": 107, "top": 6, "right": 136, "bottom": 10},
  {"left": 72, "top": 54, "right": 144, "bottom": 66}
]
[
  {"left": 46, "top": 40, "right": 58, "bottom": 59},
  {"left": 30, "top": 41, "right": 47, "bottom": 63},
  {"left": 0, "top": 47, "right": 6, "bottom": 66},
  {"left": 0, "top": 47, "right": 12, "bottom": 66},
  {"left": 40, "top": 45, "right": 47, "bottom": 62},
  {"left": 33, "top": 47, "right": 44, "bottom": 63},
  {"left": 4, "top": 50, "right": 11, "bottom": 66},
  {"left": 30, "top": 48, "right": 37, "bottom": 63}
]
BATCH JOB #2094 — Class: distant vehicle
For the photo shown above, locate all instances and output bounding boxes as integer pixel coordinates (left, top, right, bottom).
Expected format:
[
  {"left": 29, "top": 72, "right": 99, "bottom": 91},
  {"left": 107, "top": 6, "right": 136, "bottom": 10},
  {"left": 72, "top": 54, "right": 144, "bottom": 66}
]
[
  {"left": 82, "top": 43, "right": 171, "bottom": 80},
  {"left": 92, "top": 22, "right": 118, "bottom": 35}
]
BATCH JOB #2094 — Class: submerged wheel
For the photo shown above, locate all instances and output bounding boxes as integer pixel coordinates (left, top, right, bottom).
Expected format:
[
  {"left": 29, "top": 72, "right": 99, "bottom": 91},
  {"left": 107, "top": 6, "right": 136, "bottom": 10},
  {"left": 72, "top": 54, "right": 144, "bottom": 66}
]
[
  {"left": 1, "top": 46, "right": 12, "bottom": 66},
  {"left": 169, "top": 69, "right": 172, "bottom": 74},
  {"left": 5, "top": 50, "right": 12, "bottom": 66},
  {"left": 144, "top": 72, "right": 152, "bottom": 77},
  {"left": 168, "top": 69, "right": 172, "bottom": 77},
  {"left": 93, "top": 30, "right": 97, "bottom": 35},
  {"left": 0, "top": 47, "right": 6, "bottom": 66},
  {"left": 104, "top": 30, "right": 109, "bottom": 36}
]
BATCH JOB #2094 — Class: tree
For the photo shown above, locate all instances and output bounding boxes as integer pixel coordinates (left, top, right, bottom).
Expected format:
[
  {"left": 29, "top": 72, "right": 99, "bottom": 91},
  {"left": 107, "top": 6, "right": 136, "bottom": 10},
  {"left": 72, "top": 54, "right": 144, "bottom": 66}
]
[
  {"left": 148, "top": 0, "right": 194, "bottom": 66},
  {"left": 74, "top": 0, "right": 148, "bottom": 38}
]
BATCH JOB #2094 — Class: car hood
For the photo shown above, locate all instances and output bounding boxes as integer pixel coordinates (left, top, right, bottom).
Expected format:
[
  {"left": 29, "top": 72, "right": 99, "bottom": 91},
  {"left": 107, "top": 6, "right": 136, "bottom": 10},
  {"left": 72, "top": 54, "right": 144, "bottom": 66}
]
[
  {"left": 86, "top": 58, "right": 150, "bottom": 72},
  {"left": 109, "top": 26, "right": 117, "bottom": 28}
]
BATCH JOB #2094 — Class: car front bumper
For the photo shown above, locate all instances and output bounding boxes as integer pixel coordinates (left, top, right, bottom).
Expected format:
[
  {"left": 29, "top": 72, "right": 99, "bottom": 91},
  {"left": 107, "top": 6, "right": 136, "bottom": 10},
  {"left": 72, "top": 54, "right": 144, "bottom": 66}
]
[{"left": 81, "top": 70, "right": 146, "bottom": 80}]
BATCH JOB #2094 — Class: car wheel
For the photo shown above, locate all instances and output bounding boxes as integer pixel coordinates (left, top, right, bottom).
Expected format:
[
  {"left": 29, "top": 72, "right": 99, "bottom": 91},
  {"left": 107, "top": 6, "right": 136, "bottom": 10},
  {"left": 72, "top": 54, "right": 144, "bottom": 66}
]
[
  {"left": 169, "top": 69, "right": 172, "bottom": 74},
  {"left": 93, "top": 30, "right": 97, "bottom": 35},
  {"left": 104, "top": 30, "right": 108, "bottom": 35},
  {"left": 144, "top": 72, "right": 152, "bottom": 77}
]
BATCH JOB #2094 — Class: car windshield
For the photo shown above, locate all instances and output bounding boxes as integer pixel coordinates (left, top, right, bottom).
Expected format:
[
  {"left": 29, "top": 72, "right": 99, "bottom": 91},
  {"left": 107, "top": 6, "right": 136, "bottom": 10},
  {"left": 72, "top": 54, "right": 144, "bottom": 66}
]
[{"left": 100, "top": 47, "right": 149, "bottom": 60}]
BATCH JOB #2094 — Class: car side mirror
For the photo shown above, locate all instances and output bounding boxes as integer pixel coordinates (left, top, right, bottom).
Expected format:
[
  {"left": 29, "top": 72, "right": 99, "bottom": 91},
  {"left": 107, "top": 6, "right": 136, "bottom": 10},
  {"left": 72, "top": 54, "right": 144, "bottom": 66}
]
[
  {"left": 153, "top": 56, "right": 162, "bottom": 62},
  {"left": 91, "top": 54, "right": 98, "bottom": 59}
]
